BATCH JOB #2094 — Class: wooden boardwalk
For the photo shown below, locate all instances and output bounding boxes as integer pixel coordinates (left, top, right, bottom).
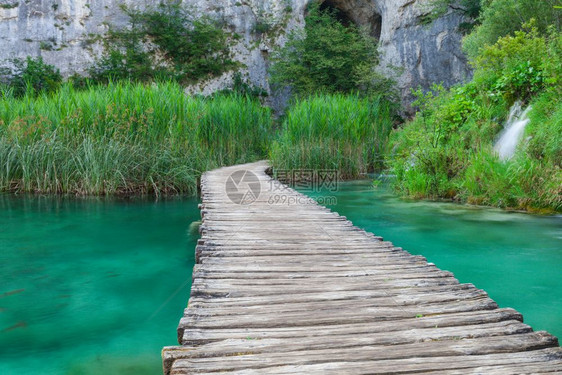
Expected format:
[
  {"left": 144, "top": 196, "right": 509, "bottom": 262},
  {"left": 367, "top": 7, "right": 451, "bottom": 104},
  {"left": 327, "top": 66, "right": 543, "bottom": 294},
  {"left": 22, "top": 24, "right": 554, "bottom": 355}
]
[{"left": 162, "top": 161, "right": 562, "bottom": 374}]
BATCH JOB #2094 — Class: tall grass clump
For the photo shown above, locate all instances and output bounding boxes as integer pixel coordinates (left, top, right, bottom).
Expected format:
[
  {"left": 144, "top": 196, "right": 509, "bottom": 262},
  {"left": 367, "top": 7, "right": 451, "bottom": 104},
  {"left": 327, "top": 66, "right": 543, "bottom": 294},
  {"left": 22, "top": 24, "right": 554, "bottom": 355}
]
[
  {"left": 0, "top": 81, "right": 272, "bottom": 196},
  {"left": 270, "top": 94, "right": 395, "bottom": 178}
]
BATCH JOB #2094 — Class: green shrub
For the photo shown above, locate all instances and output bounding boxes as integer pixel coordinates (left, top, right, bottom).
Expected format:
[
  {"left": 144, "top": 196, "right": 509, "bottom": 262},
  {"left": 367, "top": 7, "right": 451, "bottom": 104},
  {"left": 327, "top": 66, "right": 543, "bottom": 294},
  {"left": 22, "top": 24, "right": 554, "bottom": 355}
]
[
  {"left": 253, "top": 19, "right": 273, "bottom": 35},
  {"left": 389, "top": 85, "right": 477, "bottom": 200},
  {"left": 90, "top": 4, "right": 236, "bottom": 84},
  {"left": 269, "top": 2, "right": 394, "bottom": 99},
  {"left": 0, "top": 57, "right": 62, "bottom": 98},
  {"left": 271, "top": 94, "right": 396, "bottom": 178},
  {"left": 142, "top": 4, "right": 235, "bottom": 80},
  {"left": 390, "top": 88, "right": 562, "bottom": 211},
  {"left": 463, "top": 0, "right": 561, "bottom": 59},
  {"left": 0, "top": 2, "right": 19, "bottom": 9},
  {"left": 214, "top": 72, "right": 268, "bottom": 99},
  {"left": 474, "top": 24, "right": 549, "bottom": 102},
  {"left": 0, "top": 81, "right": 272, "bottom": 196},
  {"left": 89, "top": 24, "right": 155, "bottom": 83}
]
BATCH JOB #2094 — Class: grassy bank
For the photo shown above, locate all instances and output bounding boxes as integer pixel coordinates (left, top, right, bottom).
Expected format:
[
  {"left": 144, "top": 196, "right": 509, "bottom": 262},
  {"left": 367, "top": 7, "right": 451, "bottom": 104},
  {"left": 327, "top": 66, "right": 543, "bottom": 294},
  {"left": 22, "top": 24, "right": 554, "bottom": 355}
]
[
  {"left": 270, "top": 94, "right": 395, "bottom": 178},
  {"left": 390, "top": 24, "right": 562, "bottom": 212},
  {"left": 0, "top": 88, "right": 397, "bottom": 196},
  {"left": 0, "top": 81, "right": 272, "bottom": 196}
]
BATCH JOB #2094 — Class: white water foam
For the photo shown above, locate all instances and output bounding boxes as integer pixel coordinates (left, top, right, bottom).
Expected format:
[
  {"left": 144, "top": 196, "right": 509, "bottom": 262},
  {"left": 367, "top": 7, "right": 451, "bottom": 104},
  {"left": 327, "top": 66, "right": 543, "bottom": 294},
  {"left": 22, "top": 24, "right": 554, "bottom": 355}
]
[{"left": 494, "top": 102, "right": 532, "bottom": 161}]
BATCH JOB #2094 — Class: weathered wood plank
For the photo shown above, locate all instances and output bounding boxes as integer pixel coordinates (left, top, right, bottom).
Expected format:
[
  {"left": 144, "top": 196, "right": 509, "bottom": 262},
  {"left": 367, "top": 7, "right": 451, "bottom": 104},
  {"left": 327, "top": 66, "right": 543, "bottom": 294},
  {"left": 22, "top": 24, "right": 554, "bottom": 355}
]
[
  {"left": 164, "top": 348, "right": 562, "bottom": 375},
  {"left": 178, "top": 298, "right": 499, "bottom": 331},
  {"left": 169, "top": 332, "right": 558, "bottom": 373},
  {"left": 176, "top": 320, "right": 534, "bottom": 357},
  {"left": 186, "top": 283, "right": 483, "bottom": 307},
  {"left": 186, "top": 289, "right": 491, "bottom": 314},
  {"left": 179, "top": 308, "right": 523, "bottom": 344}
]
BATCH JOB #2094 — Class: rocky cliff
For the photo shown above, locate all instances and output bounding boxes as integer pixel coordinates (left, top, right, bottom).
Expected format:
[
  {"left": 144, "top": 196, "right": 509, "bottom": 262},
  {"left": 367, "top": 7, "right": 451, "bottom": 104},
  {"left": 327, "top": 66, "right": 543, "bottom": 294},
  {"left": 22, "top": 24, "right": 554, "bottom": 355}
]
[{"left": 0, "top": 0, "right": 472, "bottom": 108}]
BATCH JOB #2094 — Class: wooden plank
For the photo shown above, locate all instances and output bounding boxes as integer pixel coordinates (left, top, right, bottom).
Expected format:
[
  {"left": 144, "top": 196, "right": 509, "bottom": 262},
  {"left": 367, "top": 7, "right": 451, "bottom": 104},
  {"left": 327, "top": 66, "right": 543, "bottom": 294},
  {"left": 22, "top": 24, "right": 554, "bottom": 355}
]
[
  {"left": 169, "top": 325, "right": 543, "bottom": 362},
  {"left": 177, "top": 298, "right": 499, "bottom": 331},
  {"left": 186, "top": 289, "right": 491, "bottom": 313},
  {"left": 179, "top": 308, "right": 523, "bottom": 344},
  {"left": 169, "top": 332, "right": 558, "bottom": 373},
  {"left": 164, "top": 348, "right": 562, "bottom": 375},
  {"left": 186, "top": 283, "right": 483, "bottom": 307}
]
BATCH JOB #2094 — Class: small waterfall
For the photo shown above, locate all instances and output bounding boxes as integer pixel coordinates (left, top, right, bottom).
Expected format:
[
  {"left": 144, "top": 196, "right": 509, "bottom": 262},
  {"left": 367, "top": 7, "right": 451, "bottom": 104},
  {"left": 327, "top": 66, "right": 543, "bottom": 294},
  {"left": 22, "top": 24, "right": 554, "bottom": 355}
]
[{"left": 494, "top": 102, "right": 532, "bottom": 161}]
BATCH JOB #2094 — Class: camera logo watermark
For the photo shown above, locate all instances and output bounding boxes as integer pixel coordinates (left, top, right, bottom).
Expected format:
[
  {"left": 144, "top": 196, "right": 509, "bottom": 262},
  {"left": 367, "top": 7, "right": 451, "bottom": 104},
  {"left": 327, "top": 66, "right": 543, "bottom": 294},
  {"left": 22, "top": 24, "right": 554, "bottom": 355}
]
[
  {"left": 225, "top": 170, "right": 261, "bottom": 205},
  {"left": 225, "top": 169, "right": 339, "bottom": 206}
]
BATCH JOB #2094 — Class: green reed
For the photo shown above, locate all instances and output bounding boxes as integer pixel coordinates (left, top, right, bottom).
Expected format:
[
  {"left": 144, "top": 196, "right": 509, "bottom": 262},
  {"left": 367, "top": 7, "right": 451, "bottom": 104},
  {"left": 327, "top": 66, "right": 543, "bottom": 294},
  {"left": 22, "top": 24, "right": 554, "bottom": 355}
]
[
  {"left": 270, "top": 94, "right": 395, "bottom": 178},
  {"left": 0, "top": 81, "right": 272, "bottom": 196}
]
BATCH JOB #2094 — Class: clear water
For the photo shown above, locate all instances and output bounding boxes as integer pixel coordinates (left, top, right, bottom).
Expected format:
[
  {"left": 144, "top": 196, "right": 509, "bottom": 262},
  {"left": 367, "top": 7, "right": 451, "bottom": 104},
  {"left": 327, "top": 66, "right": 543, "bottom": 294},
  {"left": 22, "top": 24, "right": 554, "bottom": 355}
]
[
  {"left": 2, "top": 181, "right": 561, "bottom": 375},
  {"left": 306, "top": 180, "right": 562, "bottom": 341},
  {"left": 0, "top": 195, "right": 199, "bottom": 375}
]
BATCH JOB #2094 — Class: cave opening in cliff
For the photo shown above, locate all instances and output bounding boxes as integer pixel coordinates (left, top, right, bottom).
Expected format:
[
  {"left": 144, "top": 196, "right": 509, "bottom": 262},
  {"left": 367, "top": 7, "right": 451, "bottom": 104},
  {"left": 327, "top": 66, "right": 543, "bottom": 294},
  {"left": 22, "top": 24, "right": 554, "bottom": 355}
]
[
  {"left": 319, "top": 0, "right": 354, "bottom": 27},
  {"left": 318, "top": 0, "right": 382, "bottom": 42}
]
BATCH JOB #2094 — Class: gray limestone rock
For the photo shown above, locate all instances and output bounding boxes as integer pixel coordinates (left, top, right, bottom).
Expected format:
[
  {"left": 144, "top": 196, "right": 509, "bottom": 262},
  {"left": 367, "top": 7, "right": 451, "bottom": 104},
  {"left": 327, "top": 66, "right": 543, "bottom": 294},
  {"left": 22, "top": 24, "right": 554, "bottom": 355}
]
[{"left": 0, "top": 0, "right": 472, "bottom": 110}]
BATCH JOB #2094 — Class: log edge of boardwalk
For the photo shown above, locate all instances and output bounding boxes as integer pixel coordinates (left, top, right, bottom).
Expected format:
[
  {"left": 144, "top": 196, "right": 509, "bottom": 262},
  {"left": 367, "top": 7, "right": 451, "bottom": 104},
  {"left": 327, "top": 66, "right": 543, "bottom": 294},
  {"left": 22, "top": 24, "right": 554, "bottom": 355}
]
[{"left": 162, "top": 161, "right": 562, "bottom": 375}]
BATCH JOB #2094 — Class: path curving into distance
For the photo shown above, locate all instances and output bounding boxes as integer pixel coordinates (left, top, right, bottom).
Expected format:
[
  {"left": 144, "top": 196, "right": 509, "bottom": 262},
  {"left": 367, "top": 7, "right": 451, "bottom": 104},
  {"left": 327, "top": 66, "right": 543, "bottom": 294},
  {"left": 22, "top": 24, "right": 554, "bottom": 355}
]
[{"left": 162, "top": 161, "right": 561, "bottom": 374}]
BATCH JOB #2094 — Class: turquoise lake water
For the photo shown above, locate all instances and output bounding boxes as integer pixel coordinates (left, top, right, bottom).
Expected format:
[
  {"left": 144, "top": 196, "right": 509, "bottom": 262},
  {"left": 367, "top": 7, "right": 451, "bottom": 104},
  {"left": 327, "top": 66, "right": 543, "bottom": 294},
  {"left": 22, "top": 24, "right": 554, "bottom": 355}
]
[
  {"left": 306, "top": 179, "right": 562, "bottom": 341},
  {"left": 1, "top": 182, "right": 560, "bottom": 374},
  {"left": 0, "top": 196, "right": 199, "bottom": 375}
]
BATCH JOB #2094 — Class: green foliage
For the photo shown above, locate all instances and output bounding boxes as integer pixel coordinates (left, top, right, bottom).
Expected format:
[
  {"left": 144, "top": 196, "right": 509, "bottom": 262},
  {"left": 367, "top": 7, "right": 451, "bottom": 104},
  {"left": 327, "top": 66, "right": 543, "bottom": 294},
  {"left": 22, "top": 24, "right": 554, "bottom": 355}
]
[
  {"left": 474, "top": 24, "right": 549, "bottom": 101},
  {"left": 90, "top": 3, "right": 235, "bottom": 84},
  {"left": 142, "top": 4, "right": 234, "bottom": 79},
  {"left": 0, "top": 57, "right": 62, "bottom": 98},
  {"left": 0, "top": 81, "right": 272, "bottom": 196},
  {"left": 491, "top": 60, "right": 544, "bottom": 101},
  {"left": 39, "top": 41, "right": 54, "bottom": 51},
  {"left": 458, "top": 0, "right": 482, "bottom": 19},
  {"left": 390, "top": 24, "right": 562, "bottom": 212},
  {"left": 421, "top": 0, "right": 482, "bottom": 32},
  {"left": 89, "top": 11, "right": 154, "bottom": 83},
  {"left": 463, "top": 0, "right": 562, "bottom": 59},
  {"left": 526, "top": 92, "right": 562, "bottom": 167},
  {"left": 215, "top": 72, "right": 268, "bottom": 99},
  {"left": 270, "top": 94, "right": 396, "bottom": 178},
  {"left": 253, "top": 19, "right": 273, "bottom": 34},
  {"left": 269, "top": 2, "right": 394, "bottom": 99},
  {"left": 0, "top": 2, "right": 19, "bottom": 9},
  {"left": 462, "top": 145, "right": 562, "bottom": 211}
]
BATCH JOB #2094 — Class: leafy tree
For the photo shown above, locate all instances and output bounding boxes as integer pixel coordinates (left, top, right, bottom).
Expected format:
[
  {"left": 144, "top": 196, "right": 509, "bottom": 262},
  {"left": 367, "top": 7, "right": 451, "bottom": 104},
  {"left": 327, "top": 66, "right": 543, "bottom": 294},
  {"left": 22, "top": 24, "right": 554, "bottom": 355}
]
[{"left": 269, "top": 2, "right": 394, "bottom": 99}]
